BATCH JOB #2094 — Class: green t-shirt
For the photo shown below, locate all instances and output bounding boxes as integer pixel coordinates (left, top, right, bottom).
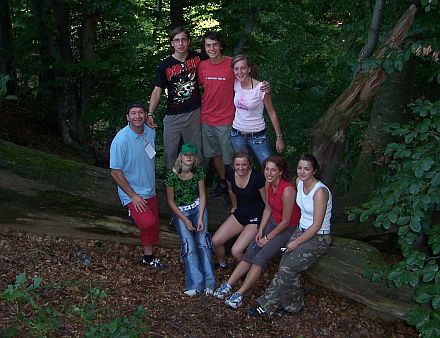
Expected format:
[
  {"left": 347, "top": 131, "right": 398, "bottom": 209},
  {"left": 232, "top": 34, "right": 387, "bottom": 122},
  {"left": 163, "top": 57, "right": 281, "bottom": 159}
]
[{"left": 164, "top": 167, "right": 205, "bottom": 206}]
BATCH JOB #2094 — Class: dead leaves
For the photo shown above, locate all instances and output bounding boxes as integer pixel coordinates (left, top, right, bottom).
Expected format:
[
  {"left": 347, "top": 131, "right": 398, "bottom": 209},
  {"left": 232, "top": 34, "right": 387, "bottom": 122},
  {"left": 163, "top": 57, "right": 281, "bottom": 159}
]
[{"left": 0, "top": 226, "right": 417, "bottom": 337}]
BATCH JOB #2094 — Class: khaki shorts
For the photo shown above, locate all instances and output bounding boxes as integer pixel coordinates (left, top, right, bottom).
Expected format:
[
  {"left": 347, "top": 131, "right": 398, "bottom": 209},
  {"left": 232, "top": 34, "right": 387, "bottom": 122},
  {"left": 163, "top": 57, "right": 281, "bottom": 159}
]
[{"left": 201, "top": 124, "right": 235, "bottom": 165}]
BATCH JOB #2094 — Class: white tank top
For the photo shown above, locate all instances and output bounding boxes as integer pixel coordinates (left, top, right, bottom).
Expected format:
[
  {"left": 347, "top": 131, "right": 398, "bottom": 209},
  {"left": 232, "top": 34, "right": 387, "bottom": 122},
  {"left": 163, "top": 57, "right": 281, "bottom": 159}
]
[{"left": 296, "top": 180, "right": 332, "bottom": 232}]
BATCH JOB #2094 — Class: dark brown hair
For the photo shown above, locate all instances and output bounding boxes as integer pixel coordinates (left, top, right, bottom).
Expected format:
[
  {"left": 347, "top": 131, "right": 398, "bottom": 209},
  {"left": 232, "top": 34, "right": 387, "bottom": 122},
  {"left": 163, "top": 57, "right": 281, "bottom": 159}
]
[
  {"left": 202, "top": 31, "right": 225, "bottom": 52},
  {"left": 298, "top": 153, "right": 321, "bottom": 180},
  {"left": 169, "top": 26, "right": 190, "bottom": 43},
  {"left": 263, "top": 156, "right": 291, "bottom": 181}
]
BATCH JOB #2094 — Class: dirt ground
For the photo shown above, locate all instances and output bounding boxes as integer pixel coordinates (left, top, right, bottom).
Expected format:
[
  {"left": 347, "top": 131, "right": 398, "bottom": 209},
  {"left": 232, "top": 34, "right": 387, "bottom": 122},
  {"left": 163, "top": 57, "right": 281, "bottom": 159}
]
[{"left": 0, "top": 102, "right": 418, "bottom": 336}]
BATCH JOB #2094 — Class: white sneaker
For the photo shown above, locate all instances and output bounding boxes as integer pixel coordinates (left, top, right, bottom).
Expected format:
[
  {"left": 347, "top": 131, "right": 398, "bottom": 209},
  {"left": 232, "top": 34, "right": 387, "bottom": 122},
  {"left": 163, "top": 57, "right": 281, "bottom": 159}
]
[
  {"left": 225, "top": 292, "right": 243, "bottom": 309},
  {"left": 183, "top": 289, "right": 200, "bottom": 297},
  {"left": 204, "top": 288, "right": 214, "bottom": 296},
  {"left": 213, "top": 282, "right": 232, "bottom": 300}
]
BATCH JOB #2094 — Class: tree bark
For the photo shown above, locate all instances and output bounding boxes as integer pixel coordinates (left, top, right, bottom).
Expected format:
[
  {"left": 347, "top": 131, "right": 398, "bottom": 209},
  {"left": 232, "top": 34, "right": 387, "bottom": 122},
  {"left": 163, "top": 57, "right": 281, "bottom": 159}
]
[
  {"left": 152, "top": 0, "right": 163, "bottom": 44},
  {"left": 170, "top": 0, "right": 184, "bottom": 29},
  {"left": 0, "top": 0, "right": 16, "bottom": 96},
  {"left": 52, "top": 0, "right": 90, "bottom": 151},
  {"left": 310, "top": 5, "right": 417, "bottom": 189},
  {"left": 353, "top": 0, "right": 385, "bottom": 78},
  {"left": 80, "top": 9, "right": 99, "bottom": 146},
  {"left": 233, "top": 7, "right": 258, "bottom": 55},
  {"left": 349, "top": 57, "right": 416, "bottom": 196}
]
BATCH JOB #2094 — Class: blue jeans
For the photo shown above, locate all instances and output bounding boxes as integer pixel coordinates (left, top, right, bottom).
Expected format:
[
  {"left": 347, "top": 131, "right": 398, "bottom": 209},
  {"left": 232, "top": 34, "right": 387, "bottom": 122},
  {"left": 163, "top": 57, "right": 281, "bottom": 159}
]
[
  {"left": 230, "top": 129, "right": 272, "bottom": 164},
  {"left": 174, "top": 205, "right": 215, "bottom": 291}
]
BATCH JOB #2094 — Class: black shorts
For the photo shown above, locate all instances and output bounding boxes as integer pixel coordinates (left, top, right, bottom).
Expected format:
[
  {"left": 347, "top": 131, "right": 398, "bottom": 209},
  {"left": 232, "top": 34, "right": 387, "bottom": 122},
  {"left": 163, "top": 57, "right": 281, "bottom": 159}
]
[{"left": 233, "top": 208, "right": 262, "bottom": 226}]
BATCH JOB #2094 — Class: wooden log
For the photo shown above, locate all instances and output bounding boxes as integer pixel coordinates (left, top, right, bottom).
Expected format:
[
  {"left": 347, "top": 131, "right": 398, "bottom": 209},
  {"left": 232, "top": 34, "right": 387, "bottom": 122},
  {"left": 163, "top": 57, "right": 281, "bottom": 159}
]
[{"left": 304, "top": 237, "right": 415, "bottom": 320}]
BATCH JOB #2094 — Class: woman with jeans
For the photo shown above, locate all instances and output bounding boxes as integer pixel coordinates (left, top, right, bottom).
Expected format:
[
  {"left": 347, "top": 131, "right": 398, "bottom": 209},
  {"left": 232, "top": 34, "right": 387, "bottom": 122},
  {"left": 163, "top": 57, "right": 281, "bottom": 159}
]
[
  {"left": 165, "top": 143, "right": 215, "bottom": 296},
  {"left": 213, "top": 156, "right": 300, "bottom": 308},
  {"left": 230, "top": 55, "right": 284, "bottom": 164},
  {"left": 249, "top": 154, "right": 332, "bottom": 316}
]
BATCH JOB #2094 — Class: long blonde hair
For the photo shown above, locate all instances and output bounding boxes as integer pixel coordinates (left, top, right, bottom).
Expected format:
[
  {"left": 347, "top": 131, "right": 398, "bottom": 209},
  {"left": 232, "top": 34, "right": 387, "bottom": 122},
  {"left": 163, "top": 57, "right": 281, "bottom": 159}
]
[{"left": 173, "top": 153, "right": 199, "bottom": 174}]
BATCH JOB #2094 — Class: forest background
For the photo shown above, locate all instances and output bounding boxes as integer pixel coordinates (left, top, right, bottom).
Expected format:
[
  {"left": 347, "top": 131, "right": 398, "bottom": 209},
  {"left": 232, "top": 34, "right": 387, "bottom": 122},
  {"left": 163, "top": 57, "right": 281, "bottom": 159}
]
[{"left": 1, "top": 0, "right": 440, "bottom": 336}]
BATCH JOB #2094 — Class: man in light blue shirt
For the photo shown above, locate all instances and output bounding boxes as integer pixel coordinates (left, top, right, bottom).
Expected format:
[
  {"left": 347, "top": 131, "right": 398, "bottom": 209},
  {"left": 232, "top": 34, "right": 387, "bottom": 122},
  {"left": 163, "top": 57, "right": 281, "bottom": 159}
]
[{"left": 110, "top": 102, "right": 165, "bottom": 268}]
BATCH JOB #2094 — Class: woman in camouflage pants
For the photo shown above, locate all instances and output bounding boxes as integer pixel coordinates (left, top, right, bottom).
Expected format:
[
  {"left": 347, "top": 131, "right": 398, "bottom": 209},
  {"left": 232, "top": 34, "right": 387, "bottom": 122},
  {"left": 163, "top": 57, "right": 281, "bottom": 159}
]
[{"left": 249, "top": 154, "right": 332, "bottom": 316}]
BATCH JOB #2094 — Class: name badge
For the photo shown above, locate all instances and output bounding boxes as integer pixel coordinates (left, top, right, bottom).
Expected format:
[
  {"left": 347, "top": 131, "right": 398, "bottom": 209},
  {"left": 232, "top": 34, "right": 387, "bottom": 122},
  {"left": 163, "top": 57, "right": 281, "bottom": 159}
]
[{"left": 144, "top": 142, "right": 156, "bottom": 159}]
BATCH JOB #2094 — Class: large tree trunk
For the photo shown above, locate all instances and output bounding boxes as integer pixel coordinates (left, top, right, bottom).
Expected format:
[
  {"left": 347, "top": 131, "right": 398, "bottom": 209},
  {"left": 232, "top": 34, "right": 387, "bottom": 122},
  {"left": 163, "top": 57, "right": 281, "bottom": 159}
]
[
  {"left": 80, "top": 9, "right": 99, "bottom": 146},
  {"left": 353, "top": 0, "right": 385, "bottom": 78},
  {"left": 170, "top": 0, "right": 184, "bottom": 29},
  {"left": 310, "top": 5, "right": 417, "bottom": 189},
  {"left": 30, "top": 0, "right": 62, "bottom": 129},
  {"left": 233, "top": 7, "right": 258, "bottom": 55},
  {"left": 349, "top": 57, "right": 417, "bottom": 196},
  {"left": 0, "top": 0, "right": 17, "bottom": 96},
  {"left": 152, "top": 0, "right": 163, "bottom": 44},
  {"left": 53, "top": 0, "right": 90, "bottom": 152}
]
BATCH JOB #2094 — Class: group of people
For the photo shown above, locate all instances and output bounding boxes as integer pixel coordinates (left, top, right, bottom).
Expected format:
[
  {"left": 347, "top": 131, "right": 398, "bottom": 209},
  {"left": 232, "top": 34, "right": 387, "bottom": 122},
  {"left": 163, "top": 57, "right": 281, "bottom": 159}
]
[{"left": 109, "top": 26, "right": 332, "bottom": 316}]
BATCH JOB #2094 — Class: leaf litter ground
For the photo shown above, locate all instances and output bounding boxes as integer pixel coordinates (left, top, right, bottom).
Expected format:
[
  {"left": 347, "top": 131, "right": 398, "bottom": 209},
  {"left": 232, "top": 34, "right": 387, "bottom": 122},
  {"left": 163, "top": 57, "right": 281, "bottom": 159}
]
[{"left": 0, "top": 226, "right": 417, "bottom": 337}]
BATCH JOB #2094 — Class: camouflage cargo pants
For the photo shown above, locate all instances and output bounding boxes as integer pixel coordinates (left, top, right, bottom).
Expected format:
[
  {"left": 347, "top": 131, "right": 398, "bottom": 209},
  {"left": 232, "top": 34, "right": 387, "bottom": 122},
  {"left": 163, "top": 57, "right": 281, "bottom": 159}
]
[{"left": 257, "top": 228, "right": 331, "bottom": 314}]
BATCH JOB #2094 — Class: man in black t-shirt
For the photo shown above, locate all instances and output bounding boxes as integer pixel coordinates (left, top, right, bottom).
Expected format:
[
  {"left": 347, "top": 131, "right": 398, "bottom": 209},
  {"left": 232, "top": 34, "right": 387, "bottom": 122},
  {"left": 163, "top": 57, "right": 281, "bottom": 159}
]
[{"left": 148, "top": 27, "right": 204, "bottom": 169}]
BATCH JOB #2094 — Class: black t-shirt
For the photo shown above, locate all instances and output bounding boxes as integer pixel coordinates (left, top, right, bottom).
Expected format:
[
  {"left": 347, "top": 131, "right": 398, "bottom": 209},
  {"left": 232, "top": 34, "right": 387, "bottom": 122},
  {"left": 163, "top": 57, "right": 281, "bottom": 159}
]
[
  {"left": 154, "top": 50, "right": 203, "bottom": 115},
  {"left": 225, "top": 167, "right": 265, "bottom": 214}
]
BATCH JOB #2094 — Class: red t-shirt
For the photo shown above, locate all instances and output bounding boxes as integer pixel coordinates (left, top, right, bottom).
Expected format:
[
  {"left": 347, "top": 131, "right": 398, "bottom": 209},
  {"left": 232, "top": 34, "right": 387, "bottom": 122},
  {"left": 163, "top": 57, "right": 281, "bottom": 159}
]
[
  {"left": 268, "top": 179, "right": 300, "bottom": 226},
  {"left": 197, "top": 56, "right": 235, "bottom": 126}
]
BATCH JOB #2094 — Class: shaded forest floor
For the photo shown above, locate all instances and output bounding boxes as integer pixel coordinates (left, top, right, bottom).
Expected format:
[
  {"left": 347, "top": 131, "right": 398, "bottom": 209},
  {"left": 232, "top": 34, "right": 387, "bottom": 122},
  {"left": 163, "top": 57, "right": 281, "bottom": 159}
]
[
  {"left": 0, "top": 226, "right": 417, "bottom": 337},
  {"left": 0, "top": 102, "right": 418, "bottom": 336}
]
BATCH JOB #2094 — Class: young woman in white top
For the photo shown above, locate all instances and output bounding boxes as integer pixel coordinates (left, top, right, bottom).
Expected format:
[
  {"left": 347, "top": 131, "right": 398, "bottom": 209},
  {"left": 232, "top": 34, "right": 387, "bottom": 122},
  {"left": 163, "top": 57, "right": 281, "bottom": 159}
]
[
  {"left": 249, "top": 153, "right": 332, "bottom": 316},
  {"left": 230, "top": 55, "right": 284, "bottom": 164}
]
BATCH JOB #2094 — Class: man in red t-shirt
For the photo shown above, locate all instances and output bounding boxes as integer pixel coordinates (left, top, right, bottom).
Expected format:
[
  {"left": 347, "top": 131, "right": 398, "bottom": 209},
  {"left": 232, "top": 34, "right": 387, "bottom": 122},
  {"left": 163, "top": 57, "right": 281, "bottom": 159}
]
[
  {"left": 198, "top": 32, "right": 270, "bottom": 198},
  {"left": 198, "top": 32, "right": 235, "bottom": 198}
]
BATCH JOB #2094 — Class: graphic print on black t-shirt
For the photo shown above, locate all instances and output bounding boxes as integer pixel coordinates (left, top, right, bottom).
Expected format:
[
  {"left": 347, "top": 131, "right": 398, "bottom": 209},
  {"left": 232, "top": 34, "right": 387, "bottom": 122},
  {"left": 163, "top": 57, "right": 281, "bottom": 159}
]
[{"left": 155, "top": 51, "right": 202, "bottom": 115}]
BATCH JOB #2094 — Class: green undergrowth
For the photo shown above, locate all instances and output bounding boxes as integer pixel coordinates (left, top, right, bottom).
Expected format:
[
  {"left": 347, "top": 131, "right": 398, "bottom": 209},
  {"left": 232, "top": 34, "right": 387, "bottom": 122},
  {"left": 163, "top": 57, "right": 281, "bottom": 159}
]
[
  {"left": 349, "top": 99, "right": 440, "bottom": 337},
  {"left": 1, "top": 273, "right": 150, "bottom": 337}
]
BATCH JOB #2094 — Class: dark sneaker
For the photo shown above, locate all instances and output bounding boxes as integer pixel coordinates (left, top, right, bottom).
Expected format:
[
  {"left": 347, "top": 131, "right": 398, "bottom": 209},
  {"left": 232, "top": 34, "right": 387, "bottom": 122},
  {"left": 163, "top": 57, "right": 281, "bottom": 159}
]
[
  {"left": 225, "top": 292, "right": 243, "bottom": 309},
  {"left": 279, "top": 308, "right": 295, "bottom": 316},
  {"left": 248, "top": 305, "right": 268, "bottom": 316},
  {"left": 214, "top": 261, "right": 228, "bottom": 270},
  {"left": 213, "top": 282, "right": 232, "bottom": 299},
  {"left": 142, "top": 257, "right": 167, "bottom": 269},
  {"left": 210, "top": 182, "right": 227, "bottom": 197}
]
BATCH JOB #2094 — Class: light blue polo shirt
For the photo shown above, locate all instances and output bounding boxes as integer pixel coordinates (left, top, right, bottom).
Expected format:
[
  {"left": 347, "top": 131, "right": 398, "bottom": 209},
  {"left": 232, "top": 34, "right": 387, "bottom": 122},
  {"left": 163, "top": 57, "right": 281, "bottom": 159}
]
[{"left": 110, "top": 123, "right": 156, "bottom": 206}]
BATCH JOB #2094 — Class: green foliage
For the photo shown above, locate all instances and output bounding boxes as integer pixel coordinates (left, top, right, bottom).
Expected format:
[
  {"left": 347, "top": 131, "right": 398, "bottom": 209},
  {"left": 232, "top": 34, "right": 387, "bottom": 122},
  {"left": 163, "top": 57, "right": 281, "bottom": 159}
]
[
  {"left": 85, "top": 305, "right": 149, "bottom": 338},
  {"left": 1, "top": 272, "right": 42, "bottom": 308},
  {"left": 216, "top": 0, "right": 352, "bottom": 159},
  {"left": 1, "top": 274, "right": 150, "bottom": 337},
  {"left": 0, "top": 75, "right": 9, "bottom": 100},
  {"left": 348, "top": 99, "right": 440, "bottom": 337},
  {"left": 1, "top": 273, "right": 62, "bottom": 337}
]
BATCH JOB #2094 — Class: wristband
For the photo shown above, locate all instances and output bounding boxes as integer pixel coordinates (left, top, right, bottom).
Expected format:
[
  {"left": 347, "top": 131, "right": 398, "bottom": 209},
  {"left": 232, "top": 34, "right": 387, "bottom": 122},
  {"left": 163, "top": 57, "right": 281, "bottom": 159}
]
[
  {"left": 276, "top": 134, "right": 283, "bottom": 139},
  {"left": 147, "top": 112, "right": 155, "bottom": 118}
]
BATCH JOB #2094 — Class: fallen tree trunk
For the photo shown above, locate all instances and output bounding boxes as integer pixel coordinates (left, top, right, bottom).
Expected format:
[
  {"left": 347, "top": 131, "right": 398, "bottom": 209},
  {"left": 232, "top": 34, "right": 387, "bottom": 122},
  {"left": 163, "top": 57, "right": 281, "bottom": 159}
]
[
  {"left": 0, "top": 139, "right": 416, "bottom": 321},
  {"left": 305, "top": 237, "right": 415, "bottom": 320}
]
